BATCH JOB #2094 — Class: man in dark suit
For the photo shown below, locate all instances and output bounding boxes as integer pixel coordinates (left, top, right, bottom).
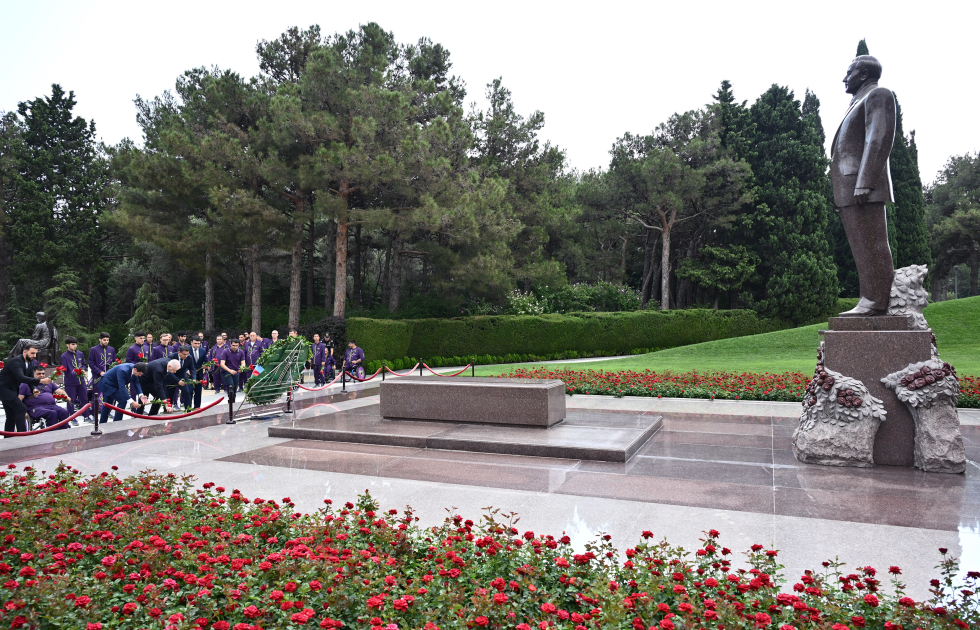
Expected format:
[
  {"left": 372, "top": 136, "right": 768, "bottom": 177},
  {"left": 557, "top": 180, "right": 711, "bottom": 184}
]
[
  {"left": 830, "top": 54, "right": 897, "bottom": 317},
  {"left": 167, "top": 345, "right": 194, "bottom": 409},
  {"left": 139, "top": 357, "right": 186, "bottom": 416},
  {"left": 186, "top": 338, "right": 208, "bottom": 409},
  {"left": 0, "top": 345, "right": 53, "bottom": 432}
]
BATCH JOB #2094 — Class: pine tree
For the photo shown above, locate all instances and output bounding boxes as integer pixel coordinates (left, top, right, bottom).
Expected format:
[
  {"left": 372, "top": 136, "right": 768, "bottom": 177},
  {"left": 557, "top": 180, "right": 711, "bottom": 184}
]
[
  {"left": 853, "top": 41, "right": 931, "bottom": 269},
  {"left": 887, "top": 98, "right": 932, "bottom": 269},
  {"left": 42, "top": 267, "right": 89, "bottom": 344},
  {"left": 11, "top": 85, "right": 108, "bottom": 289},
  {"left": 740, "top": 85, "right": 839, "bottom": 322},
  {"left": 126, "top": 281, "right": 169, "bottom": 336}
]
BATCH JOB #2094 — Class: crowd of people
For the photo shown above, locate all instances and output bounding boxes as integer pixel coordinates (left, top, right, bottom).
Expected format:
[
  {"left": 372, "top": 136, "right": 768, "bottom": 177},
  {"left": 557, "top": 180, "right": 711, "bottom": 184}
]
[{"left": 0, "top": 328, "right": 367, "bottom": 434}]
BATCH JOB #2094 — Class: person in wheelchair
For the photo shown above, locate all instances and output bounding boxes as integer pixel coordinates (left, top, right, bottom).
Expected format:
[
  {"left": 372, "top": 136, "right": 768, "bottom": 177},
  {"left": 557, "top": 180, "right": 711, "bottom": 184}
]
[{"left": 18, "top": 366, "right": 72, "bottom": 430}]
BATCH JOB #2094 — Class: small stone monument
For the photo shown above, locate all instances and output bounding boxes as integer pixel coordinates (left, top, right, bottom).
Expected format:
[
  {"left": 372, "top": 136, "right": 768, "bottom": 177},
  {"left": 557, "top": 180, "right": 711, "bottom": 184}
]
[{"left": 8, "top": 311, "right": 59, "bottom": 366}]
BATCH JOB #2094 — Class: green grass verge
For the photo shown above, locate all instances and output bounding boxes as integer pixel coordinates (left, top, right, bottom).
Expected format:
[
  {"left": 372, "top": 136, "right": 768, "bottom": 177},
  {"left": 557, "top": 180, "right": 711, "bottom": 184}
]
[{"left": 473, "top": 296, "right": 980, "bottom": 377}]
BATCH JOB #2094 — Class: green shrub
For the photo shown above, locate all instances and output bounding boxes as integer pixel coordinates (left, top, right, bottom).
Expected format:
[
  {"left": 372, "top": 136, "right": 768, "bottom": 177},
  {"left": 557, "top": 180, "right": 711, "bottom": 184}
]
[{"left": 347, "top": 300, "right": 855, "bottom": 364}]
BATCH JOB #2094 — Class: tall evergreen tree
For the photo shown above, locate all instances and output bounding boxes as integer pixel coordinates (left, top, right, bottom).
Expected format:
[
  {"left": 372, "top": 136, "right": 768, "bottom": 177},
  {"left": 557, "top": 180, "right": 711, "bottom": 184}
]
[
  {"left": 740, "top": 85, "right": 838, "bottom": 322},
  {"left": 887, "top": 99, "right": 932, "bottom": 269},
  {"left": 854, "top": 41, "right": 931, "bottom": 270}
]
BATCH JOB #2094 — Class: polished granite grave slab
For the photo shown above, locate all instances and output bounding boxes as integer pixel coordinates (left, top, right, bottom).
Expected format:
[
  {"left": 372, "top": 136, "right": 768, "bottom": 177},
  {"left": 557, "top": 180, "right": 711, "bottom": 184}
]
[
  {"left": 237, "top": 409, "right": 980, "bottom": 531},
  {"left": 268, "top": 405, "right": 662, "bottom": 462},
  {"left": 380, "top": 376, "right": 566, "bottom": 427}
]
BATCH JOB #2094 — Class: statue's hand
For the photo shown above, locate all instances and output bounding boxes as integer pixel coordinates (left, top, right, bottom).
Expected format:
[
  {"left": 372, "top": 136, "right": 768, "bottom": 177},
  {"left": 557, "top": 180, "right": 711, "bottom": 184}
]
[{"left": 854, "top": 187, "right": 873, "bottom": 204}]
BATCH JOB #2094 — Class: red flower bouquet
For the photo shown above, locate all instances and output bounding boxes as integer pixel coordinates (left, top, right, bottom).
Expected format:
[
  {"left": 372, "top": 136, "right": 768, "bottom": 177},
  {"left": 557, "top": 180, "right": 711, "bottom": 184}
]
[{"left": 73, "top": 367, "right": 86, "bottom": 376}]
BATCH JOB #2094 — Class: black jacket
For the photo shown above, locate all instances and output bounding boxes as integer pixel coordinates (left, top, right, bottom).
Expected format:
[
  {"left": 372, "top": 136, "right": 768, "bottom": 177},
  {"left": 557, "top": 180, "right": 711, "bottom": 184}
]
[
  {"left": 0, "top": 355, "right": 40, "bottom": 402},
  {"left": 139, "top": 357, "right": 180, "bottom": 400}
]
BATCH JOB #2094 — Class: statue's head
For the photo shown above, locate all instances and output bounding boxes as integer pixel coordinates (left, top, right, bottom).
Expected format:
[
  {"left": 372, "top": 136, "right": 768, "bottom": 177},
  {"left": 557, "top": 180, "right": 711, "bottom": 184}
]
[
  {"left": 35, "top": 311, "right": 45, "bottom": 323},
  {"left": 844, "top": 55, "right": 882, "bottom": 95}
]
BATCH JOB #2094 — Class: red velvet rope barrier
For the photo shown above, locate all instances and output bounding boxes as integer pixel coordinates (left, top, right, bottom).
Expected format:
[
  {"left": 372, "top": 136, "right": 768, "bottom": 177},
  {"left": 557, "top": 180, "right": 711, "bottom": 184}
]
[
  {"left": 423, "top": 363, "right": 472, "bottom": 377},
  {"left": 384, "top": 363, "right": 420, "bottom": 376},
  {"left": 296, "top": 372, "right": 343, "bottom": 391},
  {"left": 0, "top": 403, "right": 93, "bottom": 437},
  {"left": 102, "top": 397, "right": 224, "bottom": 420},
  {"left": 343, "top": 368, "right": 383, "bottom": 382}
]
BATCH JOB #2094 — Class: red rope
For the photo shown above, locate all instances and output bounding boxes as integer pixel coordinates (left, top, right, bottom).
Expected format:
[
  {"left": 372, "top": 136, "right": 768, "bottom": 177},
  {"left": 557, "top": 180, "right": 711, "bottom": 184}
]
[
  {"left": 296, "top": 372, "right": 342, "bottom": 391},
  {"left": 384, "top": 363, "right": 420, "bottom": 376},
  {"left": 343, "top": 368, "right": 382, "bottom": 382},
  {"left": 0, "top": 403, "right": 92, "bottom": 437},
  {"left": 423, "top": 363, "right": 472, "bottom": 377},
  {"left": 102, "top": 397, "right": 224, "bottom": 420}
]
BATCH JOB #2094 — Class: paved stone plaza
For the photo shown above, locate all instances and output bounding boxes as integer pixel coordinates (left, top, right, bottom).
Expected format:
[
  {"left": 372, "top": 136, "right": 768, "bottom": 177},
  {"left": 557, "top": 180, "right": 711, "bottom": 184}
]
[{"left": 2, "top": 383, "right": 977, "bottom": 598}]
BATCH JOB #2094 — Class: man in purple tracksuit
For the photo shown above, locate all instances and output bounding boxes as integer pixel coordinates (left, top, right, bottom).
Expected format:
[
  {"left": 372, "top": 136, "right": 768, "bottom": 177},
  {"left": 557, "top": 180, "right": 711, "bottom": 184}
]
[
  {"left": 244, "top": 331, "right": 264, "bottom": 390},
  {"left": 172, "top": 331, "right": 187, "bottom": 353},
  {"left": 208, "top": 334, "right": 227, "bottom": 393},
  {"left": 219, "top": 339, "right": 247, "bottom": 406},
  {"left": 311, "top": 333, "right": 327, "bottom": 385},
  {"left": 19, "top": 366, "right": 71, "bottom": 431},
  {"left": 88, "top": 332, "right": 116, "bottom": 419},
  {"left": 151, "top": 334, "right": 172, "bottom": 361},
  {"left": 343, "top": 340, "right": 365, "bottom": 379},
  {"left": 60, "top": 336, "right": 92, "bottom": 423}
]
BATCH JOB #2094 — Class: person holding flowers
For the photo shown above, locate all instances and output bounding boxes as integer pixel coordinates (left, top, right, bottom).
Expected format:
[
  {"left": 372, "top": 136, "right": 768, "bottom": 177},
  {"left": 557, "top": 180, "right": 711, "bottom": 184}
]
[
  {"left": 18, "top": 365, "right": 72, "bottom": 430},
  {"left": 311, "top": 333, "right": 327, "bottom": 386},
  {"left": 87, "top": 332, "right": 116, "bottom": 416},
  {"left": 151, "top": 333, "right": 172, "bottom": 361},
  {"left": 60, "top": 336, "right": 92, "bottom": 424},
  {"left": 95, "top": 361, "right": 148, "bottom": 424},
  {"left": 125, "top": 331, "right": 149, "bottom": 400},
  {"left": 219, "top": 338, "right": 246, "bottom": 406}
]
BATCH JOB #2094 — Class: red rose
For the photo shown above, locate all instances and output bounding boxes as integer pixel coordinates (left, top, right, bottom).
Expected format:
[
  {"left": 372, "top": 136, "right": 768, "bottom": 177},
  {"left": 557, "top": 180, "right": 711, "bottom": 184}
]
[{"left": 138, "top": 353, "right": 143, "bottom": 359}]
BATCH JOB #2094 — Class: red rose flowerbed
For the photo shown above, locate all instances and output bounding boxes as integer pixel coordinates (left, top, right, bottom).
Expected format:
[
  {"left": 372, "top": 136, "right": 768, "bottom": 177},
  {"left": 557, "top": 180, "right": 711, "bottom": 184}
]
[
  {"left": 499, "top": 369, "right": 980, "bottom": 409},
  {"left": 3, "top": 465, "right": 978, "bottom": 629}
]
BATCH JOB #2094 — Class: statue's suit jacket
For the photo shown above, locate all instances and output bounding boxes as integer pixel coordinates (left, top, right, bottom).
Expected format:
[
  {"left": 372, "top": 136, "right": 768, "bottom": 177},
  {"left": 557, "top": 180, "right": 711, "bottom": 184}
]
[{"left": 830, "top": 81, "right": 896, "bottom": 208}]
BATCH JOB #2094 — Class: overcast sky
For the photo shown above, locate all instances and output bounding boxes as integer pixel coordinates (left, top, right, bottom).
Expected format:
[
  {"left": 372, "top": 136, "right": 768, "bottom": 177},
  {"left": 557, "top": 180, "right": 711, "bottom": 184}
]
[{"left": 3, "top": 0, "right": 977, "bottom": 185}]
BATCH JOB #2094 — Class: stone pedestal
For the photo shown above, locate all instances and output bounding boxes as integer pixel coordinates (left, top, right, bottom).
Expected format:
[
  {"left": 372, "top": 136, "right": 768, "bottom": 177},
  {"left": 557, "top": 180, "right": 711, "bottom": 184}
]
[
  {"left": 822, "top": 317, "right": 932, "bottom": 466},
  {"left": 379, "top": 377, "right": 566, "bottom": 427}
]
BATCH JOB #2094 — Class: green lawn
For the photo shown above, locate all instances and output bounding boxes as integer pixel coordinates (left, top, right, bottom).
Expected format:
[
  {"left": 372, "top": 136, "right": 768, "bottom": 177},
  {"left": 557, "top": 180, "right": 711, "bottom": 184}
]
[{"left": 474, "top": 296, "right": 980, "bottom": 377}]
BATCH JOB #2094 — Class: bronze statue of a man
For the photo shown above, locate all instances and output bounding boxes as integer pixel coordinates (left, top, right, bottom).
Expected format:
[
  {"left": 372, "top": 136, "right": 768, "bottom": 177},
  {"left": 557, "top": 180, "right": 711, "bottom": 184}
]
[{"left": 831, "top": 55, "right": 897, "bottom": 316}]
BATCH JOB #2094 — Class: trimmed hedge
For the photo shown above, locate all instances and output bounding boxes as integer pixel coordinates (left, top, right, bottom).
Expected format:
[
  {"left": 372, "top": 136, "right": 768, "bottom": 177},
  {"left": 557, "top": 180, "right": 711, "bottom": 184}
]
[{"left": 347, "top": 304, "right": 859, "bottom": 364}]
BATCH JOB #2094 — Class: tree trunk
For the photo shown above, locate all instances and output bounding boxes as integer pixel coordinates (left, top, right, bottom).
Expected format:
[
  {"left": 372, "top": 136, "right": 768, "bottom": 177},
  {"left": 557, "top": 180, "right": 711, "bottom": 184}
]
[
  {"left": 641, "top": 230, "right": 660, "bottom": 306},
  {"left": 288, "top": 236, "right": 302, "bottom": 329},
  {"left": 251, "top": 245, "right": 262, "bottom": 334},
  {"left": 659, "top": 228, "right": 672, "bottom": 310},
  {"left": 244, "top": 250, "right": 253, "bottom": 316},
  {"left": 323, "top": 219, "right": 336, "bottom": 315},
  {"left": 353, "top": 224, "right": 363, "bottom": 308},
  {"left": 619, "top": 235, "right": 629, "bottom": 283},
  {"left": 389, "top": 240, "right": 403, "bottom": 313},
  {"left": 968, "top": 241, "right": 980, "bottom": 297},
  {"left": 306, "top": 218, "right": 316, "bottom": 310},
  {"left": 381, "top": 230, "right": 394, "bottom": 306},
  {"left": 204, "top": 250, "right": 215, "bottom": 331},
  {"left": 333, "top": 220, "right": 348, "bottom": 318}
]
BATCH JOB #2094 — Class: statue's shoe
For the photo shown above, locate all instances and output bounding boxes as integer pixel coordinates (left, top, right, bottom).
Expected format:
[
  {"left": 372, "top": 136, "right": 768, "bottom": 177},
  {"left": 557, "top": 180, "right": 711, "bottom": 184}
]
[{"left": 839, "top": 303, "right": 887, "bottom": 317}]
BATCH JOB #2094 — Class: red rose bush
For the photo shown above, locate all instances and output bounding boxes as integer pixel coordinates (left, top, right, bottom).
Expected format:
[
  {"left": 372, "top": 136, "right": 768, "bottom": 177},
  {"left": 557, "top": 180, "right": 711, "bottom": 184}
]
[
  {"left": 2, "top": 464, "right": 976, "bottom": 629},
  {"left": 499, "top": 369, "right": 980, "bottom": 409}
]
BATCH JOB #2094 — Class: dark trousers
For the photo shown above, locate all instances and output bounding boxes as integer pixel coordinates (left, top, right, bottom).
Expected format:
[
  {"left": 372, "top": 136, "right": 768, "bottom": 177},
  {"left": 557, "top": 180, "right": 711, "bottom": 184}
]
[
  {"left": 30, "top": 406, "right": 70, "bottom": 430},
  {"left": 314, "top": 363, "right": 325, "bottom": 385},
  {"left": 838, "top": 203, "right": 895, "bottom": 310},
  {"left": 64, "top": 383, "right": 91, "bottom": 418},
  {"left": 1, "top": 397, "right": 28, "bottom": 432},
  {"left": 98, "top": 389, "right": 130, "bottom": 424},
  {"left": 222, "top": 372, "right": 238, "bottom": 404},
  {"left": 238, "top": 371, "right": 247, "bottom": 391}
]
